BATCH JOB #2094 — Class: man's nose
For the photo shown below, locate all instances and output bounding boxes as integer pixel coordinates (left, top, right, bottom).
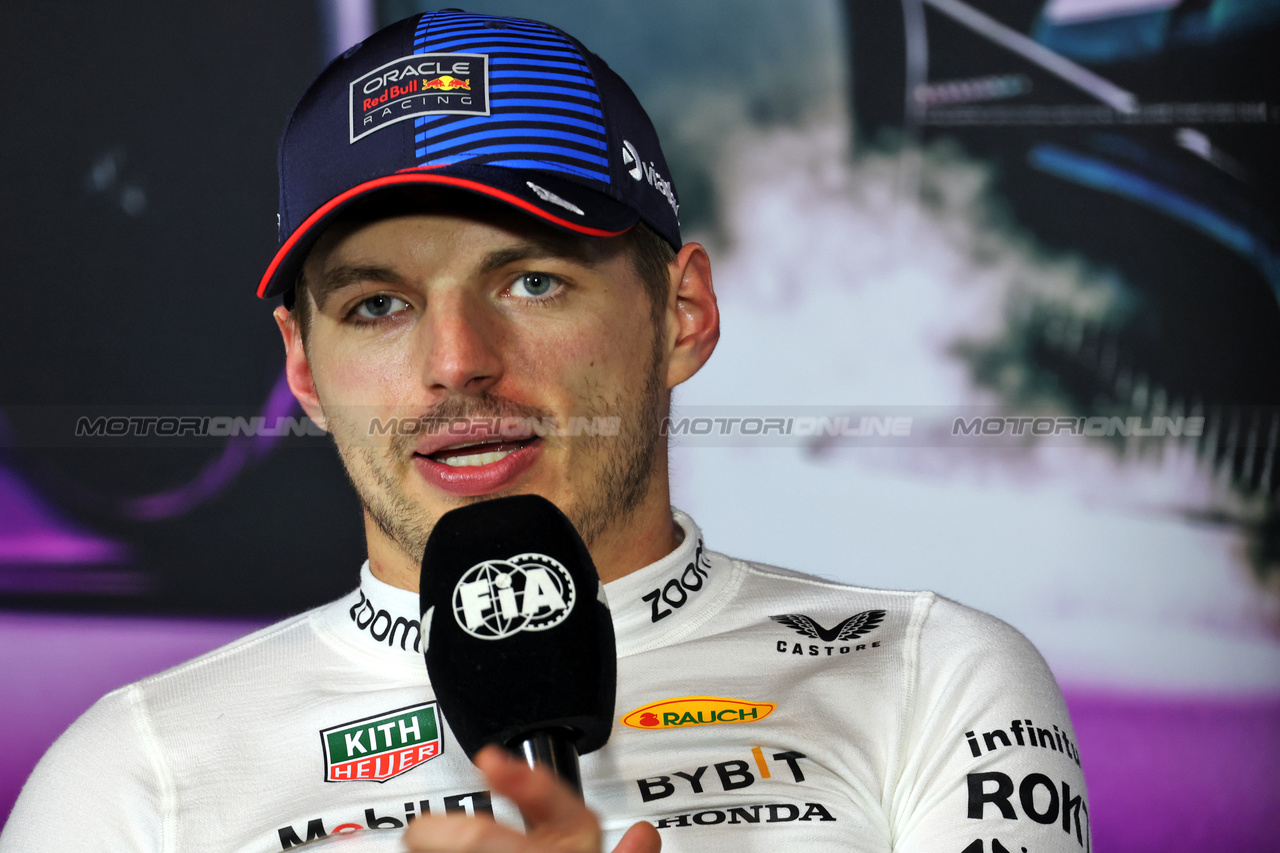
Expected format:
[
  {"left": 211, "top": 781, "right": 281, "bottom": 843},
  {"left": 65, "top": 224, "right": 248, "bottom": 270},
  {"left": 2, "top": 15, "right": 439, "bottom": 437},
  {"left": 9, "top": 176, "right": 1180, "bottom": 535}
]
[{"left": 419, "top": 293, "right": 504, "bottom": 395}]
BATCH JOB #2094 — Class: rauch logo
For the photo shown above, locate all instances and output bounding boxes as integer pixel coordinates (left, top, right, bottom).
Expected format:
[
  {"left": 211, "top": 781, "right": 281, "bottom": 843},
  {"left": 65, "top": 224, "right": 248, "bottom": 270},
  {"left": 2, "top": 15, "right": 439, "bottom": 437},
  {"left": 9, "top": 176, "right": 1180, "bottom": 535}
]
[
  {"left": 320, "top": 702, "right": 442, "bottom": 782},
  {"left": 621, "top": 697, "right": 775, "bottom": 730}
]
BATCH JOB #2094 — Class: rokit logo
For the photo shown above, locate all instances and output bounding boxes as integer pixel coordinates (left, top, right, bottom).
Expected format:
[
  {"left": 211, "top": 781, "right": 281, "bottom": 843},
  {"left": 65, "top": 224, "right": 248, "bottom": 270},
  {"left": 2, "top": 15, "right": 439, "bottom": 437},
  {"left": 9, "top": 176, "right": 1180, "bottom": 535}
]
[
  {"left": 349, "top": 52, "right": 490, "bottom": 142},
  {"left": 452, "top": 553, "right": 576, "bottom": 639},
  {"left": 643, "top": 540, "right": 710, "bottom": 623},
  {"left": 621, "top": 138, "right": 679, "bottom": 217},
  {"left": 319, "top": 702, "right": 442, "bottom": 782},
  {"left": 277, "top": 791, "right": 491, "bottom": 849},
  {"left": 621, "top": 696, "right": 775, "bottom": 730},
  {"left": 966, "top": 771, "right": 1089, "bottom": 849},
  {"left": 771, "top": 610, "right": 886, "bottom": 657}
]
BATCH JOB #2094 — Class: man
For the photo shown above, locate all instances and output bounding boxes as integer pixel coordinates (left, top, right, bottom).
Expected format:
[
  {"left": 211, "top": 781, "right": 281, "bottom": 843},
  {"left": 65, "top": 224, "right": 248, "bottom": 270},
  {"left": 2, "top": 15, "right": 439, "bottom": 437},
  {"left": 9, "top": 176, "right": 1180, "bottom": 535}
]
[{"left": 1, "top": 10, "right": 1089, "bottom": 852}]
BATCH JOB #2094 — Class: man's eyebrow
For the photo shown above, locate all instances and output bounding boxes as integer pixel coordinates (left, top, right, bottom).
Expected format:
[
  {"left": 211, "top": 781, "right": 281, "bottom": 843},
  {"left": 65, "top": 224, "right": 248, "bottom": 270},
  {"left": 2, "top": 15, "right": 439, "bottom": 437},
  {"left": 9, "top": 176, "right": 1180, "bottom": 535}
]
[
  {"left": 310, "top": 265, "right": 406, "bottom": 311},
  {"left": 478, "top": 238, "right": 600, "bottom": 276}
]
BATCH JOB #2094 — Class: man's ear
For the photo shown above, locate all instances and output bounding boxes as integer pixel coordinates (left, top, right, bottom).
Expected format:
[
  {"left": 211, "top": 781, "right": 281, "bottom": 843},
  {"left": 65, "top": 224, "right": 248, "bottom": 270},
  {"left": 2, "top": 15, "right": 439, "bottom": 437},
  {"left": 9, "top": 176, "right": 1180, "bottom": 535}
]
[
  {"left": 273, "top": 305, "right": 329, "bottom": 433},
  {"left": 664, "top": 242, "right": 720, "bottom": 389}
]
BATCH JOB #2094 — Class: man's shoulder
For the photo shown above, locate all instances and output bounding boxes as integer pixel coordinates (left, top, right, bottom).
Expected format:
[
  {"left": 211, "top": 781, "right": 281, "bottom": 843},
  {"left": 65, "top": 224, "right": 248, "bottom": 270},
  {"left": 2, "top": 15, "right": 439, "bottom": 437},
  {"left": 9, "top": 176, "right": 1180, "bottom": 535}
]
[
  {"left": 711, "top": 548, "right": 936, "bottom": 612},
  {"left": 100, "top": 597, "right": 346, "bottom": 710},
  {"left": 711, "top": 549, "right": 1037, "bottom": 658}
]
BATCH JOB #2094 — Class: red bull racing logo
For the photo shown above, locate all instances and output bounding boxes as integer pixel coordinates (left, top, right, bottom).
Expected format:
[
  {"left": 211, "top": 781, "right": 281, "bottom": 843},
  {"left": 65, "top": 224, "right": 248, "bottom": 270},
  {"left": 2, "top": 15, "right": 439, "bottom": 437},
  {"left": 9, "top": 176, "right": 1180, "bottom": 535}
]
[{"left": 349, "top": 52, "right": 489, "bottom": 142}]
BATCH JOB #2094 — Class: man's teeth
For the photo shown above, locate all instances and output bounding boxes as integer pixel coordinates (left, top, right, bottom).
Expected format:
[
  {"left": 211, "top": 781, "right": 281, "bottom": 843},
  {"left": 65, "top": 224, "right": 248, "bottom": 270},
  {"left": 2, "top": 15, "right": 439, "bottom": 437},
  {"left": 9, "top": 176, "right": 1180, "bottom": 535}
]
[{"left": 438, "top": 448, "right": 513, "bottom": 467}]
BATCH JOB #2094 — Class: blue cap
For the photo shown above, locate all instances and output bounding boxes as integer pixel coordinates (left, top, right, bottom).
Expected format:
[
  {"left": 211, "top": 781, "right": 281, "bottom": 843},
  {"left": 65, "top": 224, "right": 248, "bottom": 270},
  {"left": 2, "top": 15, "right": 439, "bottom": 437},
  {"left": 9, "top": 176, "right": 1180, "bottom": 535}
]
[{"left": 258, "top": 9, "right": 681, "bottom": 299}]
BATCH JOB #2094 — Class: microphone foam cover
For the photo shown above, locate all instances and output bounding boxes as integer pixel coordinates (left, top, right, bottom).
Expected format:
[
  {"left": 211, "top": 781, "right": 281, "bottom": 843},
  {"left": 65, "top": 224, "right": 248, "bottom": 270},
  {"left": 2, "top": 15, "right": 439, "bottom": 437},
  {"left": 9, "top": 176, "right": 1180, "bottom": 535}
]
[{"left": 420, "top": 495, "right": 616, "bottom": 760}]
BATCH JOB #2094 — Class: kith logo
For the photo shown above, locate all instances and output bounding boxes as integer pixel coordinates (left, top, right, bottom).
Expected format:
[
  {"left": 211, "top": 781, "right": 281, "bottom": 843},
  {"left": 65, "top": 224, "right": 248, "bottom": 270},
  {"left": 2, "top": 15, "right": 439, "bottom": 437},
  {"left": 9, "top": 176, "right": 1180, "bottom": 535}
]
[
  {"left": 319, "top": 702, "right": 442, "bottom": 783},
  {"left": 452, "top": 553, "right": 576, "bottom": 639}
]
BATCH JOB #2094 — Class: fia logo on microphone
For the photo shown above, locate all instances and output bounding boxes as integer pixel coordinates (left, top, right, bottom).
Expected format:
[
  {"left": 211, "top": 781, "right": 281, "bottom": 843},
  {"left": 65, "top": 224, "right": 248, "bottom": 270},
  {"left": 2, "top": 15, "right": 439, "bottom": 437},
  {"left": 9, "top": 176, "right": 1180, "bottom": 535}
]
[{"left": 452, "top": 553, "right": 576, "bottom": 639}]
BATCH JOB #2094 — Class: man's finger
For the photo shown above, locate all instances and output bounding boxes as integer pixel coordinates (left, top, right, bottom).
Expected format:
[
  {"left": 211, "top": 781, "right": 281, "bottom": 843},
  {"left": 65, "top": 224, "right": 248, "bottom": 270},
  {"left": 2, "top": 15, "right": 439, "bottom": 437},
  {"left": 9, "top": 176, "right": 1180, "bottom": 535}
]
[
  {"left": 612, "top": 821, "right": 662, "bottom": 853},
  {"left": 403, "top": 813, "right": 527, "bottom": 853},
  {"left": 473, "top": 746, "right": 596, "bottom": 832}
]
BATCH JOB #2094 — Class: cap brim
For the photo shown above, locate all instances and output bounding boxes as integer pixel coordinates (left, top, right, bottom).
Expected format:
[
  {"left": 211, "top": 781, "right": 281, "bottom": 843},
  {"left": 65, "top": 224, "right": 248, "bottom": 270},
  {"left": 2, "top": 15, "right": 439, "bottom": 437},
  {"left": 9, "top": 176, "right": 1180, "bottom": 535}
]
[{"left": 258, "top": 164, "right": 640, "bottom": 299}]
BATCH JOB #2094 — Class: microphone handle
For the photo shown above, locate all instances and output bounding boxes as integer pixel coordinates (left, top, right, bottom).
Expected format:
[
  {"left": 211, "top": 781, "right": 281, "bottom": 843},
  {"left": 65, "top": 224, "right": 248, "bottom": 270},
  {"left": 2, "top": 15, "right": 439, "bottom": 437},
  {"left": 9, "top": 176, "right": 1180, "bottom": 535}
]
[{"left": 508, "top": 730, "right": 582, "bottom": 796}]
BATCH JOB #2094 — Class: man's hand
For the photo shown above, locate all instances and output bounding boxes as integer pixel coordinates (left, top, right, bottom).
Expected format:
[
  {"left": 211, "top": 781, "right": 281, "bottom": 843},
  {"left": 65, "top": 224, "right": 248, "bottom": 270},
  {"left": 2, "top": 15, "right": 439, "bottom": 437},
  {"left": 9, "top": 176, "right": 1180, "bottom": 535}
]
[{"left": 403, "top": 746, "right": 661, "bottom": 853}]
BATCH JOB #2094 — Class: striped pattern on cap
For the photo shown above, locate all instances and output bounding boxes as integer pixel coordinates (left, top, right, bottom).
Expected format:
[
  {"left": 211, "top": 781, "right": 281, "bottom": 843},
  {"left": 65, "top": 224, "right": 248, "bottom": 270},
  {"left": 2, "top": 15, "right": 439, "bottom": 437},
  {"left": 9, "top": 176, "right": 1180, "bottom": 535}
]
[{"left": 411, "top": 11, "right": 610, "bottom": 186}]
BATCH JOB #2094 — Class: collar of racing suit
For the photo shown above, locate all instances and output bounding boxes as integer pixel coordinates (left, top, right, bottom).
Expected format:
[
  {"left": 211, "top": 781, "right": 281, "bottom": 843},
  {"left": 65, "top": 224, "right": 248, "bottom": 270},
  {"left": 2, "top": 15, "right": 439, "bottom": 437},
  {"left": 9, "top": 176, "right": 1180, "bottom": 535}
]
[{"left": 319, "top": 509, "right": 738, "bottom": 667}]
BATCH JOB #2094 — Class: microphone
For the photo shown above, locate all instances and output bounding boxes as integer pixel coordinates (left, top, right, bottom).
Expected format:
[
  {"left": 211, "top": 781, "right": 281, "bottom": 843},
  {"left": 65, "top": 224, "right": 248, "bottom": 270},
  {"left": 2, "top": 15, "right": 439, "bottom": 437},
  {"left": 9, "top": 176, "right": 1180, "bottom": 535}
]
[{"left": 420, "top": 494, "right": 616, "bottom": 794}]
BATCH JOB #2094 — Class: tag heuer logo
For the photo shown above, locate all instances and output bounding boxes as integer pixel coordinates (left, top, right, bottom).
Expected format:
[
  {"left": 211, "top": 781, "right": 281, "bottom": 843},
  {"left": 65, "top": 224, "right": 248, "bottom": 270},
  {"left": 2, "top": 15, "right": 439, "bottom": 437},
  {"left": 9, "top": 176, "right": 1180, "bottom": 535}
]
[{"left": 320, "top": 702, "right": 442, "bottom": 783}]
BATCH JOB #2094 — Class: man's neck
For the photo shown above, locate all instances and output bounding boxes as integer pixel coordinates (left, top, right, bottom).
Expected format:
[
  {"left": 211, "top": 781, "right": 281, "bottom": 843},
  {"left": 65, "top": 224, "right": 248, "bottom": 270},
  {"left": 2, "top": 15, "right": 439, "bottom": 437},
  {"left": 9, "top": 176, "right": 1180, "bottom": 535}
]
[{"left": 366, "top": 493, "right": 680, "bottom": 593}]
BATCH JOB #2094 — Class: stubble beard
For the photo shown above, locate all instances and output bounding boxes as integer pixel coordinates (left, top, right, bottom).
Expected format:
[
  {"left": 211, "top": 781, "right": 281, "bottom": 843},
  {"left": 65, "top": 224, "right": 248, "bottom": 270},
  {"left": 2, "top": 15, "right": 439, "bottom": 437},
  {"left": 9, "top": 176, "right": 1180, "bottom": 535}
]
[{"left": 324, "top": 338, "right": 666, "bottom": 565}]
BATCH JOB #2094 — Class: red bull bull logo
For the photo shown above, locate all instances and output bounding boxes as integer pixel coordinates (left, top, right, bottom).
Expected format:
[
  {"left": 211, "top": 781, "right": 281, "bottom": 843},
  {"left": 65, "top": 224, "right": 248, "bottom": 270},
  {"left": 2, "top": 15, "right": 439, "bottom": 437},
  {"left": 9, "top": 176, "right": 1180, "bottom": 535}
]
[{"left": 422, "top": 76, "right": 471, "bottom": 92}]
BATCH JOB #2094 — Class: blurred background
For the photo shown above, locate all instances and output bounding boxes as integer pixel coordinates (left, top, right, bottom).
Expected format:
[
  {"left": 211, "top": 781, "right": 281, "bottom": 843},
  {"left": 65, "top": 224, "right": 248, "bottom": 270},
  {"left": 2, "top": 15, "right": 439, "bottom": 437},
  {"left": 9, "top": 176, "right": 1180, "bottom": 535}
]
[{"left": 2, "top": 0, "right": 1278, "bottom": 848}]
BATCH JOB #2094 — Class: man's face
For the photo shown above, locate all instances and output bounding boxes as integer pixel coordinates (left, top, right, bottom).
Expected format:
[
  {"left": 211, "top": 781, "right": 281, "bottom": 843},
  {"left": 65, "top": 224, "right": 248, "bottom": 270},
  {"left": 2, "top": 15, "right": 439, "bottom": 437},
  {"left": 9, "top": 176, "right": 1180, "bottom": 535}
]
[{"left": 285, "top": 205, "right": 670, "bottom": 570}]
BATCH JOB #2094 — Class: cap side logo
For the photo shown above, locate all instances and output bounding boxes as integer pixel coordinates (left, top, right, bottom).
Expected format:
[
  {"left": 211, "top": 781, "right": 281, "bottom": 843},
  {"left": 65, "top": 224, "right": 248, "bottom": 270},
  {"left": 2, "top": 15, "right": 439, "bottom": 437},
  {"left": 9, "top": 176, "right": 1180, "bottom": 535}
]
[
  {"left": 621, "top": 140, "right": 643, "bottom": 180},
  {"left": 451, "top": 553, "right": 576, "bottom": 640},
  {"left": 349, "top": 53, "right": 490, "bottom": 143}
]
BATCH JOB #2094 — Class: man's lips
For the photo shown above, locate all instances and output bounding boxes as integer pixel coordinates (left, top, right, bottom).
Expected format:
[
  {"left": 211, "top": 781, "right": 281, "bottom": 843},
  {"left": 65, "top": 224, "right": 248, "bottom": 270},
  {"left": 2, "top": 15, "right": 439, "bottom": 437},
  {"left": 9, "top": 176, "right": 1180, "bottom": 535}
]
[
  {"left": 413, "top": 423, "right": 537, "bottom": 458},
  {"left": 412, "top": 436, "right": 544, "bottom": 497},
  {"left": 423, "top": 437, "right": 536, "bottom": 467}
]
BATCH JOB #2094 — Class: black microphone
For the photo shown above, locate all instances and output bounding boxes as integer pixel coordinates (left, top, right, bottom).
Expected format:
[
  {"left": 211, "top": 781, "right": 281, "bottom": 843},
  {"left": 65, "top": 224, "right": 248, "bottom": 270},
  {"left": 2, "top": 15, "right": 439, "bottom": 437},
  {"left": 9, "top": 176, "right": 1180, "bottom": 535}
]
[{"left": 420, "top": 494, "right": 616, "bottom": 794}]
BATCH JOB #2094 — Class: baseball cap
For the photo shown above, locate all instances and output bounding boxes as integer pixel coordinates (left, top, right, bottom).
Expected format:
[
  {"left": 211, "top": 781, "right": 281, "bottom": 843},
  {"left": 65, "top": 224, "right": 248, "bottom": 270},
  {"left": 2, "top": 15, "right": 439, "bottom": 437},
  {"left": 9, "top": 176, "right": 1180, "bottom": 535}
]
[{"left": 258, "top": 8, "right": 682, "bottom": 301}]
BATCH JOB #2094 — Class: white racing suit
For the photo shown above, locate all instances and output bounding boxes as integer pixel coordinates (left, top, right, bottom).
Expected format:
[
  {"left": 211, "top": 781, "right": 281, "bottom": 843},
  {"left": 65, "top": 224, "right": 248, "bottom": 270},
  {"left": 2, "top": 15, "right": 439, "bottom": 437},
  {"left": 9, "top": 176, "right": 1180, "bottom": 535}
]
[{"left": 1, "top": 511, "right": 1089, "bottom": 852}]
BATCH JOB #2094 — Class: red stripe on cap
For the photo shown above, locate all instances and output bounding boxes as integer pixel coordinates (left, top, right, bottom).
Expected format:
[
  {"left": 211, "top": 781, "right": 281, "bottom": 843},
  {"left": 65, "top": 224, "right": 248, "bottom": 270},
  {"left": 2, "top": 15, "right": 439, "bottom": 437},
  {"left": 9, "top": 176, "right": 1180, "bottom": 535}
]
[{"left": 257, "top": 173, "right": 629, "bottom": 298}]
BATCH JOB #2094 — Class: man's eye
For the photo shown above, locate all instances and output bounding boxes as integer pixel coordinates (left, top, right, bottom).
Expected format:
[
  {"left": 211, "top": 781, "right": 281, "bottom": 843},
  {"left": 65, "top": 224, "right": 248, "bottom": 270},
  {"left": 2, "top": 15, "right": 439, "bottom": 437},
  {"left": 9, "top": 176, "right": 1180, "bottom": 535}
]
[
  {"left": 353, "top": 294, "right": 409, "bottom": 320},
  {"left": 508, "top": 272, "right": 560, "bottom": 299}
]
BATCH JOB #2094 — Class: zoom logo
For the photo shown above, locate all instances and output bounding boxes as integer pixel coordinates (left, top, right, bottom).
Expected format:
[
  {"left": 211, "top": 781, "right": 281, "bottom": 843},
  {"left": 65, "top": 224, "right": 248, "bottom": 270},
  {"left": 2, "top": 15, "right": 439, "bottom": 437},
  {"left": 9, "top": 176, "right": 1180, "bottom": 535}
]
[
  {"left": 452, "top": 554, "right": 576, "bottom": 640},
  {"left": 643, "top": 541, "right": 710, "bottom": 623}
]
